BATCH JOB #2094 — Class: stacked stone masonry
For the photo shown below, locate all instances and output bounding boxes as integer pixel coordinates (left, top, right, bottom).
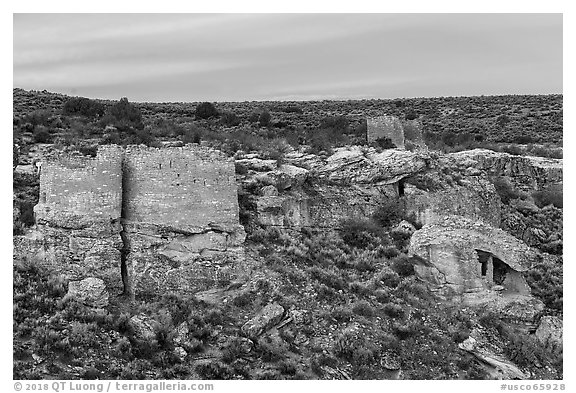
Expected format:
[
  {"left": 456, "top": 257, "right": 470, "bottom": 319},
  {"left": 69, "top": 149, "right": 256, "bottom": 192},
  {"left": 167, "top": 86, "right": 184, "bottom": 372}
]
[{"left": 33, "top": 144, "right": 245, "bottom": 299}]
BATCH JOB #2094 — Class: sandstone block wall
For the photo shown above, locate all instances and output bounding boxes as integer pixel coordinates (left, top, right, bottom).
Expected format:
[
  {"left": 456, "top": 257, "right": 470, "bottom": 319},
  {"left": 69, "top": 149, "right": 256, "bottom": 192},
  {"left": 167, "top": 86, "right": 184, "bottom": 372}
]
[
  {"left": 36, "top": 145, "right": 123, "bottom": 223},
  {"left": 31, "top": 144, "right": 245, "bottom": 299},
  {"left": 33, "top": 146, "right": 124, "bottom": 293},
  {"left": 122, "top": 145, "right": 245, "bottom": 298},
  {"left": 367, "top": 116, "right": 405, "bottom": 148},
  {"left": 124, "top": 146, "right": 239, "bottom": 231}
]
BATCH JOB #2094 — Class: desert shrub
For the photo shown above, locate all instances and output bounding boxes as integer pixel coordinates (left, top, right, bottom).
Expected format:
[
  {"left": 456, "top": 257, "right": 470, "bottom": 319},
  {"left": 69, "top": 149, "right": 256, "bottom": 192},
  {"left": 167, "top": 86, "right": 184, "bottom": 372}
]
[
  {"left": 383, "top": 303, "right": 405, "bottom": 319},
  {"left": 339, "top": 218, "right": 382, "bottom": 249},
  {"left": 352, "top": 300, "right": 374, "bottom": 317},
  {"left": 221, "top": 336, "right": 247, "bottom": 363},
  {"left": 377, "top": 268, "right": 401, "bottom": 288},
  {"left": 309, "top": 267, "right": 347, "bottom": 291},
  {"left": 33, "top": 126, "right": 52, "bottom": 143},
  {"left": 195, "top": 102, "right": 219, "bottom": 119},
  {"left": 501, "top": 144, "right": 523, "bottom": 156},
  {"left": 281, "top": 105, "right": 303, "bottom": 114},
  {"left": 372, "top": 198, "right": 405, "bottom": 228},
  {"left": 373, "top": 136, "right": 396, "bottom": 149},
  {"left": 374, "top": 288, "right": 392, "bottom": 303},
  {"left": 513, "top": 134, "right": 535, "bottom": 144},
  {"left": 492, "top": 177, "right": 523, "bottom": 204},
  {"left": 315, "top": 283, "right": 338, "bottom": 301},
  {"left": 63, "top": 97, "right": 105, "bottom": 117},
  {"left": 354, "top": 254, "right": 378, "bottom": 272},
  {"left": 525, "top": 258, "right": 563, "bottom": 311},
  {"left": 500, "top": 326, "right": 552, "bottom": 368},
  {"left": 320, "top": 115, "right": 349, "bottom": 133},
  {"left": 220, "top": 111, "right": 241, "bottom": 127},
  {"left": 329, "top": 306, "right": 353, "bottom": 323},
  {"left": 108, "top": 97, "right": 143, "bottom": 129},
  {"left": 381, "top": 246, "right": 400, "bottom": 259},
  {"left": 392, "top": 321, "right": 419, "bottom": 340},
  {"left": 405, "top": 110, "right": 418, "bottom": 120},
  {"left": 390, "top": 255, "right": 415, "bottom": 277},
  {"left": 18, "top": 201, "right": 35, "bottom": 227},
  {"left": 25, "top": 110, "right": 53, "bottom": 127},
  {"left": 307, "top": 128, "right": 334, "bottom": 154},
  {"left": 232, "top": 291, "right": 256, "bottom": 308},
  {"left": 120, "top": 359, "right": 153, "bottom": 380},
  {"left": 275, "top": 359, "right": 298, "bottom": 376},
  {"left": 532, "top": 186, "right": 563, "bottom": 208},
  {"left": 527, "top": 144, "right": 563, "bottom": 159},
  {"left": 258, "top": 110, "right": 271, "bottom": 127}
]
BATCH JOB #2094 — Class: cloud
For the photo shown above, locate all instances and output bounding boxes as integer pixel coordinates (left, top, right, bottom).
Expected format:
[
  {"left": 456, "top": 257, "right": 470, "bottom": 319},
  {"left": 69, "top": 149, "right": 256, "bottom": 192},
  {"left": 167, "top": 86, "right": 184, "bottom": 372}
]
[{"left": 13, "top": 13, "right": 562, "bottom": 101}]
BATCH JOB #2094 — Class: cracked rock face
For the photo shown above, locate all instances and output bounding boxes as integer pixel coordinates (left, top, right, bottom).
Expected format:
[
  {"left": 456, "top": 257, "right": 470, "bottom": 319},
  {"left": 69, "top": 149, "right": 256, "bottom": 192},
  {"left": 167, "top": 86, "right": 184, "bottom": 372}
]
[{"left": 444, "top": 149, "right": 562, "bottom": 191}]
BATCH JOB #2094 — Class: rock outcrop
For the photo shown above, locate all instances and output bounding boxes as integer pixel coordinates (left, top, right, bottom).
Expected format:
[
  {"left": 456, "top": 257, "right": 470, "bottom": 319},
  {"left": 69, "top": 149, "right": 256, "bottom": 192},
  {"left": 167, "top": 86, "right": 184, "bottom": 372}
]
[
  {"left": 241, "top": 303, "right": 285, "bottom": 338},
  {"left": 535, "top": 316, "right": 563, "bottom": 355},
  {"left": 459, "top": 335, "right": 527, "bottom": 379},
  {"left": 65, "top": 277, "right": 109, "bottom": 308},
  {"left": 444, "top": 149, "right": 562, "bottom": 191},
  {"left": 249, "top": 147, "right": 430, "bottom": 230},
  {"left": 404, "top": 177, "right": 501, "bottom": 227}
]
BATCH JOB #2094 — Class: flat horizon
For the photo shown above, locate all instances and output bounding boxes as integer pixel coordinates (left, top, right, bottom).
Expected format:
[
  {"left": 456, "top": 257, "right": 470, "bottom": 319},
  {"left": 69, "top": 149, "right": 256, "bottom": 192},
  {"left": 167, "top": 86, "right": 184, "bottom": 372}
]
[{"left": 12, "top": 87, "right": 563, "bottom": 105}]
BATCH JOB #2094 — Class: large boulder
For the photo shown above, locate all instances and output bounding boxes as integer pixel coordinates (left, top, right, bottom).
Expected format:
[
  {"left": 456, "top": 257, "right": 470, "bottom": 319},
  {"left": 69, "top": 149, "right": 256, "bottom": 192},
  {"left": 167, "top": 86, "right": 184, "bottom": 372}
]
[
  {"left": 535, "top": 316, "right": 563, "bottom": 355},
  {"left": 318, "top": 146, "right": 429, "bottom": 185},
  {"left": 241, "top": 303, "right": 285, "bottom": 338},
  {"left": 445, "top": 149, "right": 562, "bottom": 191},
  {"left": 459, "top": 336, "right": 527, "bottom": 379},
  {"left": 66, "top": 277, "right": 109, "bottom": 308},
  {"left": 129, "top": 314, "right": 156, "bottom": 342}
]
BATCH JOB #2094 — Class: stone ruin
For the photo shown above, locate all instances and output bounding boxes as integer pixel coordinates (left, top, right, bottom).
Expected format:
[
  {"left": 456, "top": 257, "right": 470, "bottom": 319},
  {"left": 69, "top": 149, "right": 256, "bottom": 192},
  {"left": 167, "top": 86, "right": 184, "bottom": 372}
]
[
  {"left": 409, "top": 215, "right": 537, "bottom": 296},
  {"left": 367, "top": 115, "right": 426, "bottom": 149},
  {"left": 30, "top": 144, "right": 245, "bottom": 299},
  {"left": 408, "top": 215, "right": 544, "bottom": 323}
]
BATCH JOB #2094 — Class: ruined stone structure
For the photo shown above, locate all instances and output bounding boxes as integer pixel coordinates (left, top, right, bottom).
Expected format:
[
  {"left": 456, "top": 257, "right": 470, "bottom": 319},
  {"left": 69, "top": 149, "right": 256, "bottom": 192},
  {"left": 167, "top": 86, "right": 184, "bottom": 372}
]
[
  {"left": 34, "top": 145, "right": 124, "bottom": 293},
  {"left": 32, "top": 144, "right": 244, "bottom": 299},
  {"left": 409, "top": 215, "right": 537, "bottom": 297},
  {"left": 367, "top": 115, "right": 405, "bottom": 148},
  {"left": 366, "top": 116, "right": 427, "bottom": 149},
  {"left": 122, "top": 146, "right": 245, "bottom": 298}
]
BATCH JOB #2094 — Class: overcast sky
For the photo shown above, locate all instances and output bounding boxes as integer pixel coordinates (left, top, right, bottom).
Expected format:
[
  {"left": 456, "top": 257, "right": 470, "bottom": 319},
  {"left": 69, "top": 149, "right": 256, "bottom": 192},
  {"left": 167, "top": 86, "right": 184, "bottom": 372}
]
[{"left": 13, "top": 13, "right": 563, "bottom": 102}]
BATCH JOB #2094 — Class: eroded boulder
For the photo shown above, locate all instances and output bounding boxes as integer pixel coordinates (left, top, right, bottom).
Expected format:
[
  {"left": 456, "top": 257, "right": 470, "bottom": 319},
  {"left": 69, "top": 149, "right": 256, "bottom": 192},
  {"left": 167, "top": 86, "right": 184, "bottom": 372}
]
[
  {"left": 241, "top": 303, "right": 285, "bottom": 338},
  {"left": 535, "top": 316, "right": 563, "bottom": 355},
  {"left": 66, "top": 277, "right": 109, "bottom": 308}
]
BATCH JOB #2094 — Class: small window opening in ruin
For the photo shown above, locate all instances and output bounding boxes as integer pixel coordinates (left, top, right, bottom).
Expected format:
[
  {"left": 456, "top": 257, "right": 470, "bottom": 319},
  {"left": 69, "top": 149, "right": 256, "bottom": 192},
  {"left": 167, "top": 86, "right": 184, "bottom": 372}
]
[
  {"left": 158, "top": 163, "right": 162, "bottom": 169},
  {"left": 398, "top": 179, "right": 405, "bottom": 197},
  {"left": 476, "top": 250, "right": 490, "bottom": 276},
  {"left": 492, "top": 257, "right": 508, "bottom": 285}
]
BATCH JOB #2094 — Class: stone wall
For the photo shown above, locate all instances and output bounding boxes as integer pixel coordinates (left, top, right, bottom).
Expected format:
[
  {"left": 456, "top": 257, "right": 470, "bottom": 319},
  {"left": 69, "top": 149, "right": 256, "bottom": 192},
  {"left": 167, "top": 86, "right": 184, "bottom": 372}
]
[
  {"left": 122, "top": 145, "right": 245, "bottom": 298},
  {"left": 367, "top": 115, "right": 405, "bottom": 148},
  {"left": 123, "top": 146, "right": 239, "bottom": 231},
  {"left": 33, "top": 145, "right": 124, "bottom": 293},
  {"left": 30, "top": 144, "right": 245, "bottom": 299}
]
